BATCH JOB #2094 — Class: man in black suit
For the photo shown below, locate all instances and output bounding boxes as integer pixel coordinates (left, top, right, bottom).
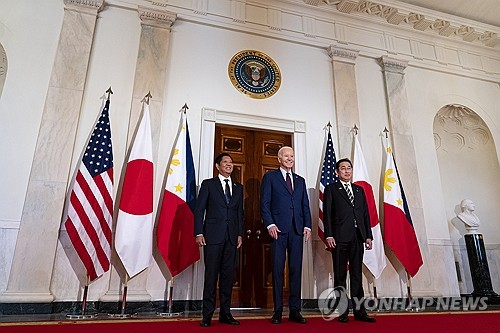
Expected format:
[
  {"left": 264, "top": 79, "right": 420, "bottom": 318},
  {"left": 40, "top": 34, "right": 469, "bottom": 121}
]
[
  {"left": 260, "top": 146, "right": 312, "bottom": 324},
  {"left": 323, "top": 158, "right": 376, "bottom": 323},
  {"left": 194, "top": 153, "right": 244, "bottom": 327}
]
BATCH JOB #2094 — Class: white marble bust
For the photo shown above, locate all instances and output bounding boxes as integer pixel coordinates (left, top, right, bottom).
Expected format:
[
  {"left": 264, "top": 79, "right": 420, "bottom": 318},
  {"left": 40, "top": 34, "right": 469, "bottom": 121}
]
[{"left": 457, "top": 199, "right": 480, "bottom": 234}]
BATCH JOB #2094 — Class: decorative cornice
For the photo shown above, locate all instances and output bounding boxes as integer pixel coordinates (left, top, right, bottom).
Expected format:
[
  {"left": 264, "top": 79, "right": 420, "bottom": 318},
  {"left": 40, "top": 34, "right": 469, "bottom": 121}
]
[
  {"left": 63, "top": 0, "right": 104, "bottom": 14},
  {"left": 138, "top": 6, "right": 177, "bottom": 29},
  {"left": 304, "top": 0, "right": 323, "bottom": 5},
  {"left": 327, "top": 45, "right": 359, "bottom": 64},
  {"left": 307, "top": 0, "right": 500, "bottom": 48},
  {"left": 378, "top": 56, "right": 408, "bottom": 74},
  {"left": 146, "top": 0, "right": 168, "bottom": 7}
]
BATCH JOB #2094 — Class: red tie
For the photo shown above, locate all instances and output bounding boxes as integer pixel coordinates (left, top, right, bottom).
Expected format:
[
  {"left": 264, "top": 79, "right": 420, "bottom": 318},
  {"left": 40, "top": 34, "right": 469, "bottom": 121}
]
[{"left": 286, "top": 173, "right": 293, "bottom": 193}]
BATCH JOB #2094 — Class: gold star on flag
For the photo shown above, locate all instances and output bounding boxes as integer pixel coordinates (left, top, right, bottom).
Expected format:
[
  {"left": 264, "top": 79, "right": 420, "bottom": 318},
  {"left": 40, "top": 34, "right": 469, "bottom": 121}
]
[
  {"left": 397, "top": 198, "right": 403, "bottom": 206},
  {"left": 386, "top": 147, "right": 392, "bottom": 153},
  {"left": 174, "top": 183, "right": 184, "bottom": 193},
  {"left": 384, "top": 169, "right": 396, "bottom": 191}
]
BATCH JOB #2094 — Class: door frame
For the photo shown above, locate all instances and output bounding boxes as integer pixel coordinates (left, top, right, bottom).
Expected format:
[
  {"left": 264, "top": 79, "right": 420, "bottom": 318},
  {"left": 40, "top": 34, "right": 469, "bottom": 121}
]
[{"left": 192, "top": 107, "right": 313, "bottom": 306}]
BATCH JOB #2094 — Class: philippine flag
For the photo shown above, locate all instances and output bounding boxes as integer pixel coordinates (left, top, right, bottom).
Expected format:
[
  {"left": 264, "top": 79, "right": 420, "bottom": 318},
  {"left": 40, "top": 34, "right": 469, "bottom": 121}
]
[
  {"left": 156, "top": 111, "right": 200, "bottom": 277},
  {"left": 383, "top": 139, "right": 423, "bottom": 277}
]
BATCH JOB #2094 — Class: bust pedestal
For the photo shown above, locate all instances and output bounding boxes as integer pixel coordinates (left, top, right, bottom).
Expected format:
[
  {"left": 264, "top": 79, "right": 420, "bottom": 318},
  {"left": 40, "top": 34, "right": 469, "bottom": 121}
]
[{"left": 464, "top": 233, "right": 500, "bottom": 303}]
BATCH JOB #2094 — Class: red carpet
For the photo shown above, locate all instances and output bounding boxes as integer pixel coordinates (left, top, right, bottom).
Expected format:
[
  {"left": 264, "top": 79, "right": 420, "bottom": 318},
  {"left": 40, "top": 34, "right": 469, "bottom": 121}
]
[{"left": 1, "top": 312, "right": 498, "bottom": 333}]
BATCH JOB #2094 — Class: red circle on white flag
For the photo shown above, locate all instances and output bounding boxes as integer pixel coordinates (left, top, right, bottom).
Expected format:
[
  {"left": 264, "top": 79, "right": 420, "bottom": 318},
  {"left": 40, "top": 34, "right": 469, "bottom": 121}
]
[{"left": 119, "top": 159, "right": 153, "bottom": 215}]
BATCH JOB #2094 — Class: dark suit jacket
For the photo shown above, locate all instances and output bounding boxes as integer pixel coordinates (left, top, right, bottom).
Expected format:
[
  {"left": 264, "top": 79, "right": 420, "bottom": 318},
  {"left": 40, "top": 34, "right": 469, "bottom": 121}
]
[
  {"left": 194, "top": 177, "right": 244, "bottom": 245},
  {"left": 260, "top": 169, "right": 312, "bottom": 234},
  {"left": 323, "top": 181, "right": 373, "bottom": 242}
]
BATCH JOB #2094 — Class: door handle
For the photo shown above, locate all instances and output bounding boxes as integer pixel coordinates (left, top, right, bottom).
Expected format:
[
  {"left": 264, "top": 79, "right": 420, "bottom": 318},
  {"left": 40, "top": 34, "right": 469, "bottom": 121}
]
[
  {"left": 256, "top": 230, "right": 261, "bottom": 240},
  {"left": 246, "top": 229, "right": 252, "bottom": 239}
]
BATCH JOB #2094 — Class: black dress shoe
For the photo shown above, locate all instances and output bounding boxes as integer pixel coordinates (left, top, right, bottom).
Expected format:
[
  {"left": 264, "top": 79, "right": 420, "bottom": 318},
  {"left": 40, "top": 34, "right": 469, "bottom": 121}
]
[
  {"left": 338, "top": 315, "right": 349, "bottom": 323},
  {"left": 219, "top": 313, "right": 240, "bottom": 325},
  {"left": 271, "top": 310, "right": 282, "bottom": 324},
  {"left": 200, "top": 318, "right": 211, "bottom": 327},
  {"left": 289, "top": 310, "right": 307, "bottom": 323},
  {"left": 354, "top": 313, "right": 376, "bottom": 323}
]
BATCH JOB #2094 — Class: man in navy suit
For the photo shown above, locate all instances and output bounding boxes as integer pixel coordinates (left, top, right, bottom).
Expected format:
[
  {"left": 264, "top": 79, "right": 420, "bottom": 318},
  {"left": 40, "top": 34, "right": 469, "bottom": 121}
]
[
  {"left": 323, "top": 158, "right": 375, "bottom": 323},
  {"left": 194, "top": 153, "right": 244, "bottom": 327},
  {"left": 260, "top": 146, "right": 312, "bottom": 324}
]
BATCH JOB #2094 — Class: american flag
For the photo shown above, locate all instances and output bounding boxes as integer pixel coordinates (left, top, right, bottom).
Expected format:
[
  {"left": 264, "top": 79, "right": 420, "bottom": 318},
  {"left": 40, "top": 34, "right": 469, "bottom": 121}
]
[
  {"left": 318, "top": 130, "right": 338, "bottom": 247},
  {"left": 65, "top": 99, "right": 113, "bottom": 281}
]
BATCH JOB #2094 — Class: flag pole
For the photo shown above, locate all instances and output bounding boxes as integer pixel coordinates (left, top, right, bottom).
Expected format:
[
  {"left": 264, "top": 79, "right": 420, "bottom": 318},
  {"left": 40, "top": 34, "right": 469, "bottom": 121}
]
[
  {"left": 168, "top": 276, "right": 174, "bottom": 314},
  {"left": 106, "top": 86, "right": 113, "bottom": 100},
  {"left": 108, "top": 274, "right": 135, "bottom": 318},
  {"left": 144, "top": 91, "right": 152, "bottom": 105},
  {"left": 405, "top": 271, "right": 420, "bottom": 312},
  {"left": 120, "top": 274, "right": 129, "bottom": 316},
  {"left": 66, "top": 275, "right": 96, "bottom": 319},
  {"left": 157, "top": 276, "right": 182, "bottom": 317},
  {"left": 82, "top": 274, "right": 89, "bottom": 316},
  {"left": 181, "top": 102, "right": 189, "bottom": 114},
  {"left": 372, "top": 274, "right": 386, "bottom": 313}
]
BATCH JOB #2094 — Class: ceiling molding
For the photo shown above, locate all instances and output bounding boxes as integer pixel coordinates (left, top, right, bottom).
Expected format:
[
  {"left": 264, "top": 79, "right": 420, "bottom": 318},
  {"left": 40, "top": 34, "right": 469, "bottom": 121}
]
[{"left": 302, "top": 0, "right": 500, "bottom": 48}]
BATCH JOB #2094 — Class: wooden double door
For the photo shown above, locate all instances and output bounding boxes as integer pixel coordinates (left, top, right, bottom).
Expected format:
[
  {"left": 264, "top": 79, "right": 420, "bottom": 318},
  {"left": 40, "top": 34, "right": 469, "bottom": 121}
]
[{"left": 214, "top": 124, "right": 292, "bottom": 308}]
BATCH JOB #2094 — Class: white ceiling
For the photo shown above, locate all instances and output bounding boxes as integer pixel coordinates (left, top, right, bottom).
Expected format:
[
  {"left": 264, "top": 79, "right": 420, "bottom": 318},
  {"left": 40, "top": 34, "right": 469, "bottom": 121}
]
[{"left": 397, "top": 0, "right": 500, "bottom": 28}]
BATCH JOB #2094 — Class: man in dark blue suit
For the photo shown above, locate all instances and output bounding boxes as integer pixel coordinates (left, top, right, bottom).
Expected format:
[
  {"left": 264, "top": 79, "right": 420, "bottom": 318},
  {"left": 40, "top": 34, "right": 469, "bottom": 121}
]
[
  {"left": 194, "top": 153, "right": 244, "bottom": 327},
  {"left": 260, "top": 146, "right": 312, "bottom": 324}
]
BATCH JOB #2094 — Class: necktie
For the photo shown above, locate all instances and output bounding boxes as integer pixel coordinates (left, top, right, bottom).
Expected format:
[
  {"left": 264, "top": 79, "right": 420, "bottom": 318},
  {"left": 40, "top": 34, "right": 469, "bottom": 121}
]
[
  {"left": 344, "top": 183, "right": 354, "bottom": 205},
  {"left": 286, "top": 173, "right": 293, "bottom": 193},
  {"left": 224, "top": 179, "right": 231, "bottom": 204}
]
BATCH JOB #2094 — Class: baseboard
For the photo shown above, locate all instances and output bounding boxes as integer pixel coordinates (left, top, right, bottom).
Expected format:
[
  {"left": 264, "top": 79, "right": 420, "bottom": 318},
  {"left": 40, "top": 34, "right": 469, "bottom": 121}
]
[{"left": 0, "top": 300, "right": 202, "bottom": 315}]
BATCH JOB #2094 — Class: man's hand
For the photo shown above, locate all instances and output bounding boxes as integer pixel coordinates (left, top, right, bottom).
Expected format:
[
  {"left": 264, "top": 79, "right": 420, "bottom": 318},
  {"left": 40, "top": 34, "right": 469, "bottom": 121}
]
[
  {"left": 365, "top": 238, "right": 373, "bottom": 250},
  {"left": 196, "top": 235, "right": 206, "bottom": 247},
  {"left": 237, "top": 236, "right": 243, "bottom": 249},
  {"left": 326, "top": 237, "right": 336, "bottom": 249},
  {"left": 268, "top": 225, "right": 281, "bottom": 240},
  {"left": 303, "top": 229, "right": 311, "bottom": 242}
]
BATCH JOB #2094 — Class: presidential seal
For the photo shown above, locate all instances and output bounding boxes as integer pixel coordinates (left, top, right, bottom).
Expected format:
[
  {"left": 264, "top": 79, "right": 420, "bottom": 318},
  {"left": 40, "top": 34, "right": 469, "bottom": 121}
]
[{"left": 228, "top": 50, "right": 281, "bottom": 99}]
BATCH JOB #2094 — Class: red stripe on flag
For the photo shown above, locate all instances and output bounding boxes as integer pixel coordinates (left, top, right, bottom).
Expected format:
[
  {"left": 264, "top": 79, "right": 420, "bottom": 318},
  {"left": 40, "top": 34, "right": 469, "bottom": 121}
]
[
  {"left": 384, "top": 203, "right": 423, "bottom": 277},
  {"left": 69, "top": 179, "right": 110, "bottom": 273},
  {"left": 65, "top": 218, "right": 99, "bottom": 281},
  {"left": 93, "top": 172, "right": 113, "bottom": 243},
  {"left": 157, "top": 191, "right": 200, "bottom": 277}
]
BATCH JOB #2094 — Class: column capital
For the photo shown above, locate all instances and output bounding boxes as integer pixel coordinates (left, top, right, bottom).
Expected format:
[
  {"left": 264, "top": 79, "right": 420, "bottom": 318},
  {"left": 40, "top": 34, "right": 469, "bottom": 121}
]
[
  {"left": 378, "top": 56, "right": 408, "bottom": 74},
  {"left": 138, "top": 6, "right": 177, "bottom": 29},
  {"left": 327, "top": 45, "right": 359, "bottom": 64},
  {"left": 63, "top": 0, "right": 104, "bottom": 14}
]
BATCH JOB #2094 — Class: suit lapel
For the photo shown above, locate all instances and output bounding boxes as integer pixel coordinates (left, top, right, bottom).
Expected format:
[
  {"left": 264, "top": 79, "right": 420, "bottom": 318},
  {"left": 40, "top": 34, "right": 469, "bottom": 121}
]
[
  {"left": 213, "top": 177, "right": 226, "bottom": 203},
  {"left": 335, "top": 181, "right": 353, "bottom": 206},
  {"left": 275, "top": 169, "right": 292, "bottom": 194},
  {"left": 352, "top": 184, "right": 361, "bottom": 206},
  {"left": 291, "top": 173, "right": 300, "bottom": 194}
]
